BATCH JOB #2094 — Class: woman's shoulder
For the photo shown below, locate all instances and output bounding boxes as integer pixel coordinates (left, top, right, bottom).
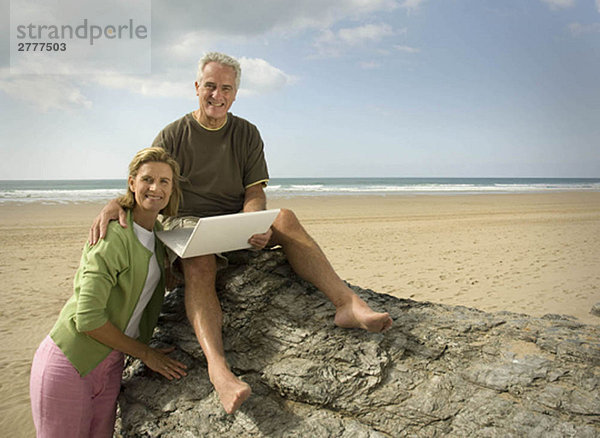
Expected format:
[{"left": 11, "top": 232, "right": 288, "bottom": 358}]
[
  {"left": 105, "top": 212, "right": 134, "bottom": 241},
  {"left": 88, "top": 215, "right": 133, "bottom": 254}
]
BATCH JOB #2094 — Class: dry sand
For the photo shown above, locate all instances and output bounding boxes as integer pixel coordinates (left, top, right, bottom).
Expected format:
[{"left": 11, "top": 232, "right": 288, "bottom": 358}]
[{"left": 1, "top": 192, "right": 599, "bottom": 436}]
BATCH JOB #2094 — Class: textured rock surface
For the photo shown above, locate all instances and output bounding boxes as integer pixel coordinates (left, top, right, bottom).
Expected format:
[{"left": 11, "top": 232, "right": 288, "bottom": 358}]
[{"left": 117, "top": 249, "right": 600, "bottom": 437}]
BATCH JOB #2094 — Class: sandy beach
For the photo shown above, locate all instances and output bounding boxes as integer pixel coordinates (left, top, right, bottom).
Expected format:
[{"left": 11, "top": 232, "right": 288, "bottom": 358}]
[{"left": 1, "top": 192, "right": 599, "bottom": 436}]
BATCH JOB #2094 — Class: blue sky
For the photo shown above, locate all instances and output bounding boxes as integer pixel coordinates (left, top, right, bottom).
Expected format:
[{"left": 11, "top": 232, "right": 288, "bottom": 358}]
[{"left": 1, "top": 0, "right": 599, "bottom": 179}]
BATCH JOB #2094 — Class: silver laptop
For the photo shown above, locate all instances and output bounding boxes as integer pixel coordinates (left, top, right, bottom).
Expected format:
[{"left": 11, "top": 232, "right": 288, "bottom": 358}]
[{"left": 156, "top": 209, "right": 280, "bottom": 258}]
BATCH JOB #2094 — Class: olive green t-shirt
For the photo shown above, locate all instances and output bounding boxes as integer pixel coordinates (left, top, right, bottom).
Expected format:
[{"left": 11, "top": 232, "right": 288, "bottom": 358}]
[{"left": 152, "top": 112, "right": 269, "bottom": 218}]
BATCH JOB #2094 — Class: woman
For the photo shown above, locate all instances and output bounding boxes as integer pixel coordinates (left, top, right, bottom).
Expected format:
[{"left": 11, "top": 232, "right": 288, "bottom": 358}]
[{"left": 30, "top": 147, "right": 188, "bottom": 438}]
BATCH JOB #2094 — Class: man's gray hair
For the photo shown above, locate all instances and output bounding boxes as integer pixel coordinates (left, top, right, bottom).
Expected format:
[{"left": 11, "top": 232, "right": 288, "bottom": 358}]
[{"left": 196, "top": 52, "right": 241, "bottom": 90}]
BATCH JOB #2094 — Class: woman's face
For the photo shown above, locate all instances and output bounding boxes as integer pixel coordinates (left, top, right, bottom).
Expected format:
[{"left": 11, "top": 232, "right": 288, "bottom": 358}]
[{"left": 128, "top": 161, "right": 173, "bottom": 214}]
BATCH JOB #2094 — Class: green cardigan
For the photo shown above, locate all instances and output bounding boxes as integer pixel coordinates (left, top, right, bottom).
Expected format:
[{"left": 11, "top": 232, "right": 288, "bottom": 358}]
[{"left": 50, "top": 210, "right": 166, "bottom": 377}]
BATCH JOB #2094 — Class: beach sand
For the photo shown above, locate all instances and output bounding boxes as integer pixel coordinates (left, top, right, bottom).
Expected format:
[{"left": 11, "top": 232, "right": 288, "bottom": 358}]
[{"left": 1, "top": 192, "right": 599, "bottom": 436}]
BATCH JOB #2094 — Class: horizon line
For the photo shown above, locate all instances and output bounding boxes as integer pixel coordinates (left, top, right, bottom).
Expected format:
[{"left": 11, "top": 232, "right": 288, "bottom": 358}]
[{"left": 1, "top": 176, "right": 600, "bottom": 182}]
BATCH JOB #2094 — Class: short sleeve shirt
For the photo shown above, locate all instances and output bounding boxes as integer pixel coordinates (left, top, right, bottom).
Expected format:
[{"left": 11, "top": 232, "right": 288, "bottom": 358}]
[{"left": 152, "top": 113, "right": 269, "bottom": 217}]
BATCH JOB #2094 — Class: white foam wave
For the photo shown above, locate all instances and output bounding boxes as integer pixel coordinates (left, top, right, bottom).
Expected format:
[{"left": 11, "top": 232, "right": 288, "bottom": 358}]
[
  {"left": 2, "top": 181, "right": 599, "bottom": 204},
  {"left": 0, "top": 189, "right": 125, "bottom": 204},
  {"left": 266, "top": 182, "right": 600, "bottom": 195}
]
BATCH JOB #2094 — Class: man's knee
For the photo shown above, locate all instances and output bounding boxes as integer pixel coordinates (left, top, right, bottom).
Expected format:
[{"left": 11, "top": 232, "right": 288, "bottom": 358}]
[
  {"left": 273, "top": 208, "right": 300, "bottom": 233},
  {"left": 182, "top": 254, "right": 217, "bottom": 282},
  {"left": 181, "top": 255, "right": 219, "bottom": 323},
  {"left": 271, "top": 208, "right": 309, "bottom": 246}
]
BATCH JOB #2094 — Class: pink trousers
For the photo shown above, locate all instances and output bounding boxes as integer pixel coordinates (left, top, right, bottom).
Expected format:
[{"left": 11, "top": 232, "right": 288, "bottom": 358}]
[{"left": 30, "top": 336, "right": 124, "bottom": 438}]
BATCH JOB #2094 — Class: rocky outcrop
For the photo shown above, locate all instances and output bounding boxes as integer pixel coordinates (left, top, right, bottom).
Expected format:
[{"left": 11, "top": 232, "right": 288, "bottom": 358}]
[{"left": 117, "top": 249, "right": 600, "bottom": 437}]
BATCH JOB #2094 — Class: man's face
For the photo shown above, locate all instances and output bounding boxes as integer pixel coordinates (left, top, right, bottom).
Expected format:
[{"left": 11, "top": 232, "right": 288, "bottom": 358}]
[{"left": 195, "top": 62, "right": 238, "bottom": 127}]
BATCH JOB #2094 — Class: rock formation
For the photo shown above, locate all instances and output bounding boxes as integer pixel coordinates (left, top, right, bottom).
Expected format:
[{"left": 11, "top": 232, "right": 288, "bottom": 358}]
[{"left": 117, "top": 249, "right": 600, "bottom": 437}]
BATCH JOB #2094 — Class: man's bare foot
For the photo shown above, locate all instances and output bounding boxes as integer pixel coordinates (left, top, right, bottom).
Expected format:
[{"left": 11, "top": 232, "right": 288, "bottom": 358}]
[
  {"left": 334, "top": 295, "right": 393, "bottom": 333},
  {"left": 209, "top": 367, "right": 252, "bottom": 414}
]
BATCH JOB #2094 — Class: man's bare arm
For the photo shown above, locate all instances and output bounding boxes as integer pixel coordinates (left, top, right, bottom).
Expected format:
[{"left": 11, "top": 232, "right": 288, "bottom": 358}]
[
  {"left": 243, "top": 183, "right": 267, "bottom": 212},
  {"left": 88, "top": 198, "right": 128, "bottom": 245},
  {"left": 244, "top": 183, "right": 272, "bottom": 249}
]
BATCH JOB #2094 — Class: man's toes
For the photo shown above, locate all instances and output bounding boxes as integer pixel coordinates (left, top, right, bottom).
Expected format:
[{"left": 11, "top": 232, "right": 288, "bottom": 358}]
[
  {"left": 381, "top": 316, "right": 393, "bottom": 332},
  {"left": 368, "top": 313, "right": 392, "bottom": 333},
  {"left": 220, "top": 381, "right": 251, "bottom": 414}
]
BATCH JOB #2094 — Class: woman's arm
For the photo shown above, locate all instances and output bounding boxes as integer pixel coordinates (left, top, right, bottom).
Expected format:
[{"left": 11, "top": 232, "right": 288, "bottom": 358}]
[{"left": 85, "top": 321, "right": 187, "bottom": 380}]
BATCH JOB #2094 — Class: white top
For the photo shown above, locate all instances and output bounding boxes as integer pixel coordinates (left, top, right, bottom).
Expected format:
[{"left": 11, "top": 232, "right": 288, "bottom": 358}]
[{"left": 124, "top": 222, "right": 161, "bottom": 339}]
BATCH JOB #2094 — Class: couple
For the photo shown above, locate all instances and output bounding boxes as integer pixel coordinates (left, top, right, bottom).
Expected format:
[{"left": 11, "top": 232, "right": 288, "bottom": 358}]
[{"left": 31, "top": 52, "right": 392, "bottom": 437}]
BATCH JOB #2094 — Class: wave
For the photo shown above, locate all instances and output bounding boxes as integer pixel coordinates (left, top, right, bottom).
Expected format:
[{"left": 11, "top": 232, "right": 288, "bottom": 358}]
[
  {"left": 1, "top": 178, "right": 599, "bottom": 203},
  {"left": 0, "top": 189, "right": 125, "bottom": 204},
  {"left": 265, "top": 181, "right": 600, "bottom": 195}
]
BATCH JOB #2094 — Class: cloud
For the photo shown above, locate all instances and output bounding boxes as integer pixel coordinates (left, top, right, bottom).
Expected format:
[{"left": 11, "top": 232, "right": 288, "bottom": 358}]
[
  {"left": 0, "top": 55, "right": 298, "bottom": 110},
  {"left": 149, "top": 1, "right": 401, "bottom": 63},
  {"left": 540, "top": 0, "right": 575, "bottom": 10},
  {"left": 314, "top": 23, "right": 396, "bottom": 56},
  {"left": 568, "top": 22, "right": 600, "bottom": 35},
  {"left": 597, "top": 0, "right": 600, "bottom": 13},
  {"left": 338, "top": 23, "right": 395, "bottom": 45},
  {"left": 91, "top": 57, "right": 296, "bottom": 98},
  {"left": 360, "top": 61, "right": 382, "bottom": 69},
  {"left": 3, "top": 0, "right": 401, "bottom": 109},
  {"left": 401, "top": 0, "right": 427, "bottom": 13},
  {"left": 0, "top": 69, "right": 92, "bottom": 111},
  {"left": 152, "top": 0, "right": 399, "bottom": 40},
  {"left": 394, "top": 44, "right": 420, "bottom": 53},
  {"left": 92, "top": 74, "right": 191, "bottom": 98},
  {"left": 238, "top": 57, "right": 297, "bottom": 96}
]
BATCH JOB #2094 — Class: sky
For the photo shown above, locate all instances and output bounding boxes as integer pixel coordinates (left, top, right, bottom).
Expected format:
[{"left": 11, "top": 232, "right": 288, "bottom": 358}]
[{"left": 1, "top": 0, "right": 599, "bottom": 179}]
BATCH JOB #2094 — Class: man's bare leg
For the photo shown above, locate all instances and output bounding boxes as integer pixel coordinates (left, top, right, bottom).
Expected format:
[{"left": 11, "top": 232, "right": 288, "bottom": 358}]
[
  {"left": 270, "top": 209, "right": 393, "bottom": 332},
  {"left": 181, "top": 255, "right": 251, "bottom": 414}
]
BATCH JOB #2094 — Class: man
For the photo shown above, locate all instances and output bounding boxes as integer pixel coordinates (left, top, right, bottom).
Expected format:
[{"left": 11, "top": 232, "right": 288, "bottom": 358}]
[{"left": 90, "top": 52, "right": 392, "bottom": 415}]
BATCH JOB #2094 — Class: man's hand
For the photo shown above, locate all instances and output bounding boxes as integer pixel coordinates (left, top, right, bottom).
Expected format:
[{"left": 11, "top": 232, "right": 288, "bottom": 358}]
[
  {"left": 88, "top": 199, "right": 127, "bottom": 245},
  {"left": 248, "top": 227, "right": 273, "bottom": 250},
  {"left": 244, "top": 183, "right": 271, "bottom": 249}
]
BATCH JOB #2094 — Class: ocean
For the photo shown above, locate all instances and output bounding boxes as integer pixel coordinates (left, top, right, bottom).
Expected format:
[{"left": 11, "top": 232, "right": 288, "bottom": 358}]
[{"left": 1, "top": 178, "right": 599, "bottom": 204}]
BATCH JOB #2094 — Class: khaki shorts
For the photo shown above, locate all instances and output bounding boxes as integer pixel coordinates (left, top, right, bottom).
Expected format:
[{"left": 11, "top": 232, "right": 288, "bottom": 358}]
[{"left": 160, "top": 215, "right": 230, "bottom": 282}]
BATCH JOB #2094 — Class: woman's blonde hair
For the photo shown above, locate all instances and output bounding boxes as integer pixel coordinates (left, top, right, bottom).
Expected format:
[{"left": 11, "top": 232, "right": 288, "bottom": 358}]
[{"left": 118, "top": 147, "right": 181, "bottom": 217}]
